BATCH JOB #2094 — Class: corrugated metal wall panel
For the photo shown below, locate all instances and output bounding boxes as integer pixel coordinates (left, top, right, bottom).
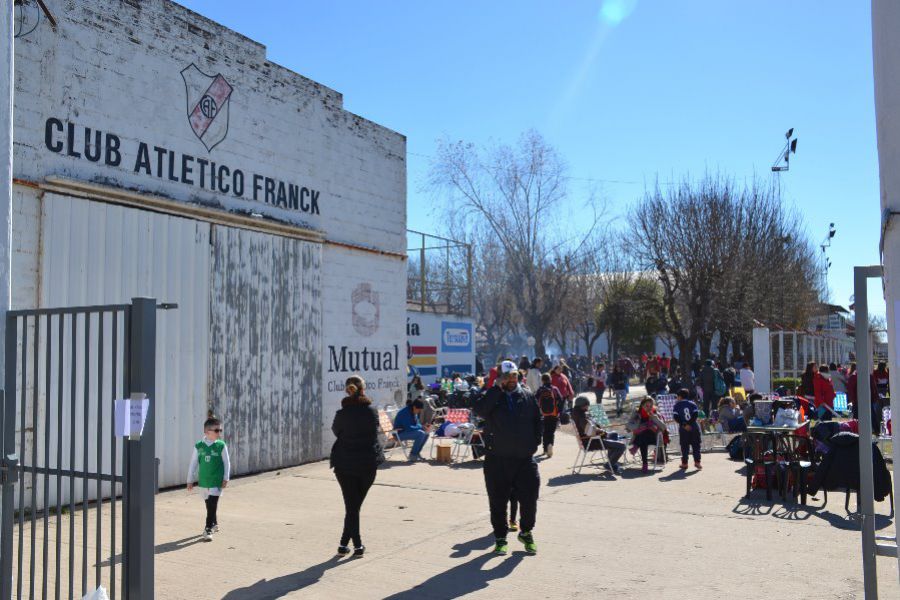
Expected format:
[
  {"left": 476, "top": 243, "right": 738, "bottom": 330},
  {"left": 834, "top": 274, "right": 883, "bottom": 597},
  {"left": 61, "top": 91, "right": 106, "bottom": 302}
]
[
  {"left": 209, "top": 225, "right": 322, "bottom": 476},
  {"left": 40, "top": 193, "right": 211, "bottom": 489}
]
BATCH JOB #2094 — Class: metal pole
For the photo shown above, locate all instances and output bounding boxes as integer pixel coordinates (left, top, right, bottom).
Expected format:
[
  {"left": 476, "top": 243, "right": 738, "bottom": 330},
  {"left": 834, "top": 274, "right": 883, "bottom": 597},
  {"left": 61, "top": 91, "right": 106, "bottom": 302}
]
[
  {"left": 466, "top": 242, "right": 473, "bottom": 317},
  {"left": 0, "top": 0, "right": 12, "bottom": 378},
  {"left": 0, "top": 319, "right": 17, "bottom": 600},
  {"left": 419, "top": 234, "right": 426, "bottom": 312},
  {"left": 855, "top": 266, "right": 881, "bottom": 599},
  {"left": 792, "top": 332, "right": 798, "bottom": 378},
  {"left": 124, "top": 298, "right": 156, "bottom": 600}
]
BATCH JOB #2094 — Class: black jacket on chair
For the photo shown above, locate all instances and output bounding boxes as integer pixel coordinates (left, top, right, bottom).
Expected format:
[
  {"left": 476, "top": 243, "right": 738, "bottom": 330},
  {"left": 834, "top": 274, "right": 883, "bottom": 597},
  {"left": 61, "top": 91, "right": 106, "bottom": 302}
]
[{"left": 808, "top": 432, "right": 892, "bottom": 502}]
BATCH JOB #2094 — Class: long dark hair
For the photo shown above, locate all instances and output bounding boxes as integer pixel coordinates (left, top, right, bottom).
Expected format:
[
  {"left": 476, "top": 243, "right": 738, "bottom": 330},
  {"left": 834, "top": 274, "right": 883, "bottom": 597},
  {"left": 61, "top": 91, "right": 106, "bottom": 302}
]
[{"left": 342, "top": 375, "right": 371, "bottom": 407}]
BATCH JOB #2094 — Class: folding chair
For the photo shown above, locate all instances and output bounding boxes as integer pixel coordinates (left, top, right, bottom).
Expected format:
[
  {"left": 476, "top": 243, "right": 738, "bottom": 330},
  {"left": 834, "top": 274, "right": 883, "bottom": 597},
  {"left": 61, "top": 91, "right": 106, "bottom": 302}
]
[
  {"left": 571, "top": 421, "right": 616, "bottom": 475},
  {"left": 833, "top": 393, "right": 849, "bottom": 415},
  {"left": 878, "top": 407, "right": 892, "bottom": 458},
  {"left": 378, "top": 408, "right": 412, "bottom": 460},
  {"left": 587, "top": 404, "right": 635, "bottom": 464},
  {"left": 655, "top": 394, "right": 679, "bottom": 449},
  {"left": 588, "top": 404, "right": 611, "bottom": 427},
  {"left": 428, "top": 408, "right": 472, "bottom": 460}
]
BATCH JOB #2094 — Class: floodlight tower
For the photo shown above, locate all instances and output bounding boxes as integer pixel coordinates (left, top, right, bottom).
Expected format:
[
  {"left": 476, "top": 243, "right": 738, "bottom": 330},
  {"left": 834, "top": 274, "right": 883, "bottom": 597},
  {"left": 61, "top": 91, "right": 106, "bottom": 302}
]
[
  {"left": 772, "top": 128, "right": 798, "bottom": 172},
  {"left": 820, "top": 222, "right": 836, "bottom": 294}
]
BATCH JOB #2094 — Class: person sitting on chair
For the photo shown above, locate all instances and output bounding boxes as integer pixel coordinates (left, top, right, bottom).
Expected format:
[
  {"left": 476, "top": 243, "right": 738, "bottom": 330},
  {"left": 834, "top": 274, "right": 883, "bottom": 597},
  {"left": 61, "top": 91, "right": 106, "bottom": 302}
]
[
  {"left": 393, "top": 399, "right": 430, "bottom": 461},
  {"left": 626, "top": 396, "right": 667, "bottom": 474},
  {"left": 571, "top": 396, "right": 625, "bottom": 473}
]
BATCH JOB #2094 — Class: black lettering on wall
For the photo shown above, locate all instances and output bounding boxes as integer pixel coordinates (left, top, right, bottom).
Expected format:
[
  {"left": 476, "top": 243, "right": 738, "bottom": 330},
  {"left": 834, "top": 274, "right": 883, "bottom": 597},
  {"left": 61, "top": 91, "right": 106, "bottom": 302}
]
[
  {"left": 133, "top": 142, "right": 151, "bottom": 175},
  {"left": 105, "top": 134, "right": 121, "bottom": 166},
  {"left": 44, "top": 118, "right": 63, "bottom": 152},
  {"left": 83, "top": 128, "right": 101, "bottom": 162},
  {"left": 65, "top": 122, "right": 81, "bottom": 158}
]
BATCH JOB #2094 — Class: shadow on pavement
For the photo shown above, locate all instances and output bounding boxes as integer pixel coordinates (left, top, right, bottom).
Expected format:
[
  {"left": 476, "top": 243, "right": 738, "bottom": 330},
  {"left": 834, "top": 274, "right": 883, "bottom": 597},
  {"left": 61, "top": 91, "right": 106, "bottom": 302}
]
[
  {"left": 733, "top": 497, "right": 894, "bottom": 530},
  {"left": 658, "top": 469, "right": 700, "bottom": 482},
  {"left": 449, "top": 533, "right": 495, "bottom": 558},
  {"left": 221, "top": 555, "right": 346, "bottom": 600},
  {"left": 546, "top": 472, "right": 615, "bottom": 487},
  {"left": 382, "top": 549, "right": 525, "bottom": 600},
  {"left": 99, "top": 534, "right": 207, "bottom": 567}
]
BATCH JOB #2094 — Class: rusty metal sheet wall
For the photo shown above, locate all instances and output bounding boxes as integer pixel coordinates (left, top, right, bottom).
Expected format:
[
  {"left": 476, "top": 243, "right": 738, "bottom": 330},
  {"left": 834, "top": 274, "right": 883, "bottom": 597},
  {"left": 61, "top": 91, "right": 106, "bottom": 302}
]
[{"left": 208, "top": 225, "right": 322, "bottom": 476}]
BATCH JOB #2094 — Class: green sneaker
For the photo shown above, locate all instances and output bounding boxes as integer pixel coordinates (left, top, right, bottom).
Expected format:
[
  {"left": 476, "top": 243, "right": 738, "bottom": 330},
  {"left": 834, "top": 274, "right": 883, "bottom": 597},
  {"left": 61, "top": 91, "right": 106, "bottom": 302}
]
[
  {"left": 493, "top": 539, "right": 509, "bottom": 556},
  {"left": 517, "top": 531, "right": 537, "bottom": 554}
]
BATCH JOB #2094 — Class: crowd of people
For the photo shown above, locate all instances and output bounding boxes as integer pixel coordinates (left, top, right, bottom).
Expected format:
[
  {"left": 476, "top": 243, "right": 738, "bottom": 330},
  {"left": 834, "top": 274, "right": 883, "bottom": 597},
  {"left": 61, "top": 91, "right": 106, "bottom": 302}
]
[{"left": 182, "top": 350, "right": 891, "bottom": 560}]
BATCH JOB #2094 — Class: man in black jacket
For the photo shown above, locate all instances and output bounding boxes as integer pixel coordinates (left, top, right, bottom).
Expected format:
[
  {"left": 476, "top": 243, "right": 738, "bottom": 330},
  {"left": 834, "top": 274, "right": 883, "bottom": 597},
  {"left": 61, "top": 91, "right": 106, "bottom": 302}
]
[{"left": 474, "top": 360, "right": 542, "bottom": 556}]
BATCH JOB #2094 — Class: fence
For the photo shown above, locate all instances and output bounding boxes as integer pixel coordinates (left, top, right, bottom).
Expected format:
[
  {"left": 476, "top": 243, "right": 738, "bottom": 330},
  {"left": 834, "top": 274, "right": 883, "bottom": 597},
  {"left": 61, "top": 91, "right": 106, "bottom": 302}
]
[
  {"left": 0, "top": 298, "right": 158, "bottom": 600},
  {"left": 407, "top": 230, "right": 472, "bottom": 316},
  {"left": 769, "top": 329, "right": 854, "bottom": 380}
]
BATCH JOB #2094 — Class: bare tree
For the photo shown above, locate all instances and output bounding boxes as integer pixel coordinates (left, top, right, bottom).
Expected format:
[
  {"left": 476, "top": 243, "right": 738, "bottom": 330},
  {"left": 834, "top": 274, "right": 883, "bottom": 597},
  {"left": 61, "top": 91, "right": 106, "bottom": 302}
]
[
  {"left": 430, "top": 130, "right": 604, "bottom": 357},
  {"left": 629, "top": 174, "right": 822, "bottom": 372}
]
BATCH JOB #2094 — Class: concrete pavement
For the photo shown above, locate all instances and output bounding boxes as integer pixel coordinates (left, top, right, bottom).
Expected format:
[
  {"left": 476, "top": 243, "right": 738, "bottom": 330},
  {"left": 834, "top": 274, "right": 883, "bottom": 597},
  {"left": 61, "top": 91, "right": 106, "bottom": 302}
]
[{"left": 152, "top": 390, "right": 899, "bottom": 599}]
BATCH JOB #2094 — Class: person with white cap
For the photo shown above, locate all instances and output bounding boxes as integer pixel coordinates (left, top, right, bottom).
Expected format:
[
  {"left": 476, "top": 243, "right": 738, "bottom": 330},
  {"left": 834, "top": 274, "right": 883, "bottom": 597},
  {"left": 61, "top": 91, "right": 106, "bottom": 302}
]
[{"left": 474, "top": 360, "right": 542, "bottom": 556}]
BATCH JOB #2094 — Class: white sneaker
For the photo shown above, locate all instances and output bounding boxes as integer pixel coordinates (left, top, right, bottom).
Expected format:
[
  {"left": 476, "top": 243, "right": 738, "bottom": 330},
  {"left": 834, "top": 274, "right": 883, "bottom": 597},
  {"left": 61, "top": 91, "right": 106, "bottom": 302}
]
[
  {"left": 546, "top": 444, "right": 554, "bottom": 458},
  {"left": 213, "top": 525, "right": 220, "bottom": 533},
  {"left": 202, "top": 528, "right": 212, "bottom": 541}
]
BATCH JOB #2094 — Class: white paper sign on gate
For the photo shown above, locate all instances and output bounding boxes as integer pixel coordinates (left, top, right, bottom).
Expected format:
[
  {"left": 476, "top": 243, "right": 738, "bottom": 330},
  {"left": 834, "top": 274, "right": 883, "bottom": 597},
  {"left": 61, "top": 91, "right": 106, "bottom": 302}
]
[{"left": 115, "top": 395, "right": 150, "bottom": 439}]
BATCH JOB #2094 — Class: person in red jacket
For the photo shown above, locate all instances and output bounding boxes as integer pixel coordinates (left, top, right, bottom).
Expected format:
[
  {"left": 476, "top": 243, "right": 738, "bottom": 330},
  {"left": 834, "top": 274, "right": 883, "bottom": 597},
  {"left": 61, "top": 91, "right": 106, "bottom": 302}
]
[
  {"left": 550, "top": 364, "right": 574, "bottom": 409},
  {"left": 813, "top": 364, "right": 836, "bottom": 420}
]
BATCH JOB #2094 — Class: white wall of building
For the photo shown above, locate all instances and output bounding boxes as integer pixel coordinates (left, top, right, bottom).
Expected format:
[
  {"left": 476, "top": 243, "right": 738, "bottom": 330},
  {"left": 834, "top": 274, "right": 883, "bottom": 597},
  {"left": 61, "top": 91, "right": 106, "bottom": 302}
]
[
  {"left": 321, "top": 245, "right": 406, "bottom": 451},
  {"left": 9, "top": 0, "right": 408, "bottom": 488}
]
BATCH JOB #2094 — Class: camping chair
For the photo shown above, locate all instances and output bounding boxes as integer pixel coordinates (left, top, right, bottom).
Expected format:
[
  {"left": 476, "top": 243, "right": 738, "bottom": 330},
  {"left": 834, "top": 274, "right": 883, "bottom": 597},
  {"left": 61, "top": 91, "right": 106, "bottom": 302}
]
[
  {"left": 877, "top": 406, "right": 892, "bottom": 460},
  {"left": 588, "top": 404, "right": 611, "bottom": 427},
  {"left": 655, "top": 394, "right": 679, "bottom": 447},
  {"left": 378, "top": 408, "right": 412, "bottom": 460},
  {"left": 588, "top": 404, "right": 634, "bottom": 464},
  {"left": 743, "top": 432, "right": 776, "bottom": 501},
  {"left": 428, "top": 408, "right": 472, "bottom": 460},
  {"left": 571, "top": 420, "right": 616, "bottom": 476},
  {"left": 833, "top": 393, "right": 849, "bottom": 415},
  {"left": 775, "top": 433, "right": 816, "bottom": 505}
]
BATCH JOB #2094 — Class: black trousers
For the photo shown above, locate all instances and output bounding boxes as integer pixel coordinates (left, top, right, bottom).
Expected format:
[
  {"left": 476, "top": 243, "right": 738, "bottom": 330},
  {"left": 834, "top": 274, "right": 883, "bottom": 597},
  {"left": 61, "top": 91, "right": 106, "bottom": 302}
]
[
  {"left": 335, "top": 468, "right": 377, "bottom": 547},
  {"left": 633, "top": 430, "right": 657, "bottom": 463},
  {"left": 204, "top": 495, "right": 219, "bottom": 530},
  {"left": 542, "top": 416, "right": 558, "bottom": 451},
  {"left": 509, "top": 492, "right": 518, "bottom": 523},
  {"left": 484, "top": 455, "right": 539, "bottom": 539},
  {"left": 679, "top": 426, "right": 701, "bottom": 463}
]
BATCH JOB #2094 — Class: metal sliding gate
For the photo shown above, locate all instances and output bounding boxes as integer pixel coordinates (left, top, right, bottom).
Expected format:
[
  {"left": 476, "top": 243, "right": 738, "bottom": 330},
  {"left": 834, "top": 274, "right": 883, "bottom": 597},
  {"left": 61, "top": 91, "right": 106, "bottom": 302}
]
[{"left": 0, "top": 298, "right": 158, "bottom": 600}]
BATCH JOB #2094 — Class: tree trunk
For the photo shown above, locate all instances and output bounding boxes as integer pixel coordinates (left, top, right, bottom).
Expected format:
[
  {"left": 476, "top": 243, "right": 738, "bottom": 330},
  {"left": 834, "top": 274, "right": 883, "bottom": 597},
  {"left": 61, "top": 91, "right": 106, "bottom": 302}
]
[
  {"left": 699, "top": 335, "right": 713, "bottom": 362},
  {"left": 717, "top": 334, "right": 730, "bottom": 367}
]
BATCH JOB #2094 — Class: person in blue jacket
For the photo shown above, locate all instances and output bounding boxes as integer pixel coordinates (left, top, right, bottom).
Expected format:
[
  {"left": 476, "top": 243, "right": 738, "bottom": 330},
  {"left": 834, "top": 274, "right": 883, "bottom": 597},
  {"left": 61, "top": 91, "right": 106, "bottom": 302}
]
[
  {"left": 393, "top": 399, "right": 429, "bottom": 461},
  {"left": 672, "top": 388, "right": 702, "bottom": 470}
]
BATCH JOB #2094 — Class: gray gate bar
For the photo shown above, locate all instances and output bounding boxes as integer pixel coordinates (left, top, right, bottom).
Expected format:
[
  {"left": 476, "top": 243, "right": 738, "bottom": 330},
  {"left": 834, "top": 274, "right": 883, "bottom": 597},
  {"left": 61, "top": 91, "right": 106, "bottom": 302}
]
[
  {"left": 124, "top": 298, "right": 156, "bottom": 600},
  {"left": 0, "top": 299, "right": 155, "bottom": 599},
  {"left": 855, "top": 265, "right": 885, "bottom": 599}
]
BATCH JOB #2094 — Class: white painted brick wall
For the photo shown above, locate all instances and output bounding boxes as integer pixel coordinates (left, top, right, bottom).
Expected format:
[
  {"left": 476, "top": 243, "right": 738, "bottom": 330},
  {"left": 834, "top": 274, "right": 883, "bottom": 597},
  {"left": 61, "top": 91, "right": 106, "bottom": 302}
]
[
  {"left": 13, "top": 0, "right": 406, "bottom": 255},
  {"left": 11, "top": 187, "right": 41, "bottom": 309},
  {"left": 321, "top": 245, "right": 406, "bottom": 453}
]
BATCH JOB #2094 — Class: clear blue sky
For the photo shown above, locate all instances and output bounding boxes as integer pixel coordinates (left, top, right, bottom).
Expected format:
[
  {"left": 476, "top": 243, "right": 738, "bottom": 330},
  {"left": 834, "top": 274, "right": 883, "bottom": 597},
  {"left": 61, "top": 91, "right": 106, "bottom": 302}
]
[{"left": 179, "top": 0, "right": 884, "bottom": 316}]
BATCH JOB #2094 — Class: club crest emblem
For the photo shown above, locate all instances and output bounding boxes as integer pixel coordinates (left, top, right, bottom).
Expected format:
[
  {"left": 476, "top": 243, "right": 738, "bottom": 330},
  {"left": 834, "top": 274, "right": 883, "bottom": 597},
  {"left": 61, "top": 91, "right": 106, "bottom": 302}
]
[
  {"left": 352, "top": 283, "right": 380, "bottom": 337},
  {"left": 180, "top": 64, "right": 233, "bottom": 152}
]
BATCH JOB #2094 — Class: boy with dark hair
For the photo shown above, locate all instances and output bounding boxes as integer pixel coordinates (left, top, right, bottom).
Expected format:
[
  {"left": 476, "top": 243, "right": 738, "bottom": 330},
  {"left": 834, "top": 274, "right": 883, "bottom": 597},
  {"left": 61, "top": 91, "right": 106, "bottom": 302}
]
[
  {"left": 187, "top": 416, "right": 231, "bottom": 541},
  {"left": 672, "top": 388, "right": 702, "bottom": 471}
]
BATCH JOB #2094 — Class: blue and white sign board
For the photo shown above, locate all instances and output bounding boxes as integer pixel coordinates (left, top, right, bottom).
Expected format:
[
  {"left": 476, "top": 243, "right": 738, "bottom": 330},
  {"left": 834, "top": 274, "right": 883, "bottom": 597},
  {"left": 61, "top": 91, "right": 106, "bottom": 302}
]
[
  {"left": 407, "top": 312, "right": 476, "bottom": 385},
  {"left": 115, "top": 395, "right": 150, "bottom": 440},
  {"left": 441, "top": 321, "right": 473, "bottom": 353}
]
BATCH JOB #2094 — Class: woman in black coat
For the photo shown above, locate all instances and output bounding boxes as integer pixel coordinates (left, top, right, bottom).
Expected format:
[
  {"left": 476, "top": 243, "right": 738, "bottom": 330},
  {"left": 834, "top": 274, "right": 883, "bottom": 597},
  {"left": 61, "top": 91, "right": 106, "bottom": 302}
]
[{"left": 330, "top": 375, "right": 385, "bottom": 557}]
